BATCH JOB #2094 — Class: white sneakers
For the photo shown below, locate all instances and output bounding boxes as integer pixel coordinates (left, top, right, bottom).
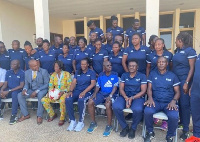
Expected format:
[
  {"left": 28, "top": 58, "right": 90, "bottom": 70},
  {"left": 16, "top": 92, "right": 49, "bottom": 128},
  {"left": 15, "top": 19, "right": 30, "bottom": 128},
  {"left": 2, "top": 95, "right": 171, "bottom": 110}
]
[
  {"left": 67, "top": 120, "right": 84, "bottom": 132},
  {"left": 67, "top": 120, "right": 77, "bottom": 131}
]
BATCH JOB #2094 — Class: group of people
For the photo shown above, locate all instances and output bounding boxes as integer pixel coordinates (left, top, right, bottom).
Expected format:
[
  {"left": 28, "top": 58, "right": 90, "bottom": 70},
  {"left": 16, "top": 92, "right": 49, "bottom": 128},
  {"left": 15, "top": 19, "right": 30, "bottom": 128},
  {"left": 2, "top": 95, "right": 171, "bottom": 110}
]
[{"left": 0, "top": 15, "right": 199, "bottom": 142}]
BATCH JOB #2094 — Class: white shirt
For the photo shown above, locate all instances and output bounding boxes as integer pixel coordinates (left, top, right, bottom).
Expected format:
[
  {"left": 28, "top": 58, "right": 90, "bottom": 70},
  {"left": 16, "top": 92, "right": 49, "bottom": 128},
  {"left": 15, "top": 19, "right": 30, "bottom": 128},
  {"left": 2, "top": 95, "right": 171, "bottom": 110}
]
[{"left": 0, "top": 68, "right": 6, "bottom": 82}]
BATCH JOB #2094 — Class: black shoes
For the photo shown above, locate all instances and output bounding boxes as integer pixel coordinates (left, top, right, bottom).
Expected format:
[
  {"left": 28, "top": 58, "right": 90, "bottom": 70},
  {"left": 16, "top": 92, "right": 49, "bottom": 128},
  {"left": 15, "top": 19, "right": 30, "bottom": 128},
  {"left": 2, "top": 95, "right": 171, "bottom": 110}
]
[
  {"left": 180, "top": 131, "right": 189, "bottom": 141},
  {"left": 166, "top": 136, "right": 173, "bottom": 142},
  {"left": 9, "top": 114, "right": 17, "bottom": 125},
  {"left": 128, "top": 128, "right": 135, "bottom": 139},
  {"left": 120, "top": 125, "right": 129, "bottom": 137},
  {"left": 144, "top": 132, "right": 155, "bottom": 142}
]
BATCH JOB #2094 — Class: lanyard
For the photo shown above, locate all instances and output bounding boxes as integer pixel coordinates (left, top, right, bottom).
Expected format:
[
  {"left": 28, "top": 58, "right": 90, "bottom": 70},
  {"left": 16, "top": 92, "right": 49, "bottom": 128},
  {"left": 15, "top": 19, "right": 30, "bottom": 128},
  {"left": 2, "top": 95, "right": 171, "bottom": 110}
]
[{"left": 57, "top": 71, "right": 63, "bottom": 89}]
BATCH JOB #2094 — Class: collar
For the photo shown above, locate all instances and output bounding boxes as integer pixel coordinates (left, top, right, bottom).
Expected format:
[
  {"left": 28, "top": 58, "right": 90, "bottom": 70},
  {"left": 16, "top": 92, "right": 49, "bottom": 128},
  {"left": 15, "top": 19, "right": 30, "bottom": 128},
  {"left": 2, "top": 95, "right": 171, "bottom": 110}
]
[{"left": 157, "top": 69, "right": 168, "bottom": 76}]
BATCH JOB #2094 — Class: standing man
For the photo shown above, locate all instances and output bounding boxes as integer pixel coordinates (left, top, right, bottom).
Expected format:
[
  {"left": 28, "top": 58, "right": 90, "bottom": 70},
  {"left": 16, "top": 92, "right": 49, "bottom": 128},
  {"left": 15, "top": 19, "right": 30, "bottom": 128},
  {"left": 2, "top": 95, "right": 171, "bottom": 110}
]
[
  {"left": 69, "top": 36, "right": 79, "bottom": 56},
  {"left": 18, "top": 60, "right": 49, "bottom": 125},
  {"left": 35, "top": 37, "right": 43, "bottom": 52},
  {"left": 87, "top": 20, "right": 105, "bottom": 43},
  {"left": 0, "top": 60, "right": 25, "bottom": 125},
  {"left": 125, "top": 19, "right": 146, "bottom": 48},
  {"left": 50, "top": 36, "right": 63, "bottom": 59}
]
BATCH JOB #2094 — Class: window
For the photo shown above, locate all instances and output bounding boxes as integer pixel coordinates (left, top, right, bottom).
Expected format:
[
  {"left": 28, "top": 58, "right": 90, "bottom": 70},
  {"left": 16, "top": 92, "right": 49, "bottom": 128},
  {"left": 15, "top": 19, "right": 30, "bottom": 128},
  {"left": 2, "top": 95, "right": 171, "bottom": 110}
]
[
  {"left": 140, "top": 16, "right": 146, "bottom": 29},
  {"left": 160, "top": 31, "right": 172, "bottom": 50},
  {"left": 106, "top": 18, "right": 112, "bottom": 31},
  {"left": 75, "top": 21, "right": 84, "bottom": 34},
  {"left": 160, "top": 14, "right": 173, "bottom": 29},
  {"left": 180, "top": 12, "right": 194, "bottom": 28},
  {"left": 93, "top": 20, "right": 100, "bottom": 28},
  {"left": 123, "top": 17, "right": 134, "bottom": 30},
  {"left": 180, "top": 30, "right": 193, "bottom": 37}
]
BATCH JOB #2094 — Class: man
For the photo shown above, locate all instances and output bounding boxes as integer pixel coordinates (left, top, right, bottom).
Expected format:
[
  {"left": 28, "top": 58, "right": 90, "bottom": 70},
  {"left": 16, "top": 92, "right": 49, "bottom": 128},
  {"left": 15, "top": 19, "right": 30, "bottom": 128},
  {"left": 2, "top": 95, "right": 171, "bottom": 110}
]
[
  {"left": 87, "top": 61, "right": 118, "bottom": 136},
  {"left": 69, "top": 36, "right": 79, "bottom": 56},
  {"left": 87, "top": 20, "right": 105, "bottom": 42},
  {"left": 125, "top": 19, "right": 146, "bottom": 48},
  {"left": 18, "top": 60, "right": 49, "bottom": 124},
  {"left": 0, "top": 64, "right": 6, "bottom": 119},
  {"left": 104, "top": 32, "right": 113, "bottom": 54},
  {"left": 0, "top": 60, "right": 25, "bottom": 125},
  {"left": 0, "top": 41, "right": 10, "bottom": 70},
  {"left": 144, "top": 56, "right": 180, "bottom": 142},
  {"left": 50, "top": 36, "right": 63, "bottom": 59},
  {"left": 35, "top": 37, "right": 43, "bottom": 52}
]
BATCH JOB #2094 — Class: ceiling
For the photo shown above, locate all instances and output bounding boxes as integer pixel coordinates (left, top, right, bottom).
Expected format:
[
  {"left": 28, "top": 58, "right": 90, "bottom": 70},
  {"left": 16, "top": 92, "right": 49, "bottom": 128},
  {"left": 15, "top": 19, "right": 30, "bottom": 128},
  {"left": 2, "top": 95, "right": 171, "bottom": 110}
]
[{"left": 4, "top": 0, "right": 200, "bottom": 20}]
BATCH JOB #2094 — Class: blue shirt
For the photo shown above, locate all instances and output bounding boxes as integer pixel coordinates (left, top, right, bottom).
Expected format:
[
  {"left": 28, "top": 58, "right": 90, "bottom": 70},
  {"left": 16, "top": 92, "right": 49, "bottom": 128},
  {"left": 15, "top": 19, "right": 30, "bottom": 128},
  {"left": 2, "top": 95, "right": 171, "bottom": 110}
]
[
  {"left": 96, "top": 71, "right": 118, "bottom": 94},
  {"left": 191, "top": 54, "right": 200, "bottom": 96},
  {"left": 90, "top": 48, "right": 108, "bottom": 74},
  {"left": 87, "top": 43, "right": 106, "bottom": 53},
  {"left": 74, "top": 69, "right": 96, "bottom": 91},
  {"left": 124, "top": 45, "right": 151, "bottom": 74},
  {"left": 121, "top": 72, "right": 147, "bottom": 96},
  {"left": 5, "top": 69, "right": 25, "bottom": 89},
  {"left": 24, "top": 52, "right": 40, "bottom": 70},
  {"left": 172, "top": 47, "right": 197, "bottom": 81},
  {"left": 50, "top": 43, "right": 63, "bottom": 59},
  {"left": 58, "top": 54, "right": 73, "bottom": 74},
  {"left": 104, "top": 43, "right": 113, "bottom": 54},
  {"left": 39, "top": 50, "right": 56, "bottom": 74},
  {"left": 106, "top": 26, "right": 124, "bottom": 41},
  {"left": 34, "top": 47, "right": 43, "bottom": 52},
  {"left": 8, "top": 48, "right": 26, "bottom": 70},
  {"left": 0, "top": 52, "right": 10, "bottom": 70},
  {"left": 69, "top": 45, "right": 80, "bottom": 56},
  {"left": 89, "top": 27, "right": 104, "bottom": 39},
  {"left": 146, "top": 50, "right": 173, "bottom": 72},
  {"left": 73, "top": 48, "right": 92, "bottom": 71},
  {"left": 125, "top": 27, "right": 145, "bottom": 46},
  {"left": 109, "top": 51, "right": 124, "bottom": 77},
  {"left": 148, "top": 70, "right": 180, "bottom": 103}
]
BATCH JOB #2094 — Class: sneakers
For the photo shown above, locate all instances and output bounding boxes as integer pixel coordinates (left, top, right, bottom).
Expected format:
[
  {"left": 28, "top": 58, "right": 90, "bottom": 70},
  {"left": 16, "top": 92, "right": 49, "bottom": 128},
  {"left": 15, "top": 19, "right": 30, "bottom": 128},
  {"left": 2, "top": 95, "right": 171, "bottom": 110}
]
[
  {"left": 153, "top": 118, "right": 160, "bottom": 125},
  {"left": 180, "top": 131, "right": 190, "bottom": 141},
  {"left": 128, "top": 128, "right": 135, "bottom": 139},
  {"left": 103, "top": 125, "right": 112, "bottom": 137},
  {"left": 160, "top": 121, "right": 168, "bottom": 131},
  {"left": 87, "top": 122, "right": 97, "bottom": 133},
  {"left": 74, "top": 121, "right": 84, "bottom": 132},
  {"left": 120, "top": 125, "right": 129, "bottom": 137},
  {"left": 166, "top": 136, "right": 173, "bottom": 142},
  {"left": 185, "top": 136, "right": 200, "bottom": 142},
  {"left": 67, "top": 120, "right": 77, "bottom": 131},
  {"left": 144, "top": 132, "right": 155, "bottom": 142},
  {"left": 9, "top": 115, "right": 18, "bottom": 125}
]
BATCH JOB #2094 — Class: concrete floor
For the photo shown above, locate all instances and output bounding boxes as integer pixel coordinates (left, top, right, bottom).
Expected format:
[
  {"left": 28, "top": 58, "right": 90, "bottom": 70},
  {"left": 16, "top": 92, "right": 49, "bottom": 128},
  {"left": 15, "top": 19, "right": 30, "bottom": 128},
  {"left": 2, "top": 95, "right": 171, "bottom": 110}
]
[{"left": 0, "top": 108, "right": 189, "bottom": 142}]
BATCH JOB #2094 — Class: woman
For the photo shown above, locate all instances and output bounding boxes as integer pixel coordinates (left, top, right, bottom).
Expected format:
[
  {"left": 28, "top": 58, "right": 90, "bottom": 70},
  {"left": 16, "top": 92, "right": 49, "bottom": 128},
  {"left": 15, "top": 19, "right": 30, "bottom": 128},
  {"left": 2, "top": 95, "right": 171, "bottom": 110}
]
[
  {"left": 90, "top": 39, "right": 108, "bottom": 75},
  {"left": 172, "top": 32, "right": 197, "bottom": 141},
  {"left": 146, "top": 38, "right": 173, "bottom": 77},
  {"left": 39, "top": 39, "right": 56, "bottom": 74},
  {"left": 106, "top": 15, "right": 124, "bottom": 42},
  {"left": 73, "top": 38, "right": 91, "bottom": 71},
  {"left": 24, "top": 41, "right": 40, "bottom": 70},
  {"left": 112, "top": 59, "right": 147, "bottom": 139},
  {"left": 148, "top": 35, "right": 158, "bottom": 51},
  {"left": 0, "top": 41, "right": 10, "bottom": 70},
  {"left": 58, "top": 44, "right": 74, "bottom": 74},
  {"left": 122, "top": 33, "right": 151, "bottom": 75},
  {"left": 41, "top": 61, "right": 72, "bottom": 126},
  {"left": 65, "top": 58, "right": 96, "bottom": 132},
  {"left": 109, "top": 41, "right": 124, "bottom": 77}
]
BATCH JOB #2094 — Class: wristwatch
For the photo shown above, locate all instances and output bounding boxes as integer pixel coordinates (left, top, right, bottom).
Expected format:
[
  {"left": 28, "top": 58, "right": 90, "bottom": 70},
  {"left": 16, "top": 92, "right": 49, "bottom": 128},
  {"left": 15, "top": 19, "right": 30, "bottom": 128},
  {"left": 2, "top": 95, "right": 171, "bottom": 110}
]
[
  {"left": 8, "top": 89, "right": 12, "bottom": 92},
  {"left": 172, "top": 99, "right": 177, "bottom": 103},
  {"left": 109, "top": 94, "right": 112, "bottom": 98},
  {"left": 185, "top": 81, "right": 189, "bottom": 85}
]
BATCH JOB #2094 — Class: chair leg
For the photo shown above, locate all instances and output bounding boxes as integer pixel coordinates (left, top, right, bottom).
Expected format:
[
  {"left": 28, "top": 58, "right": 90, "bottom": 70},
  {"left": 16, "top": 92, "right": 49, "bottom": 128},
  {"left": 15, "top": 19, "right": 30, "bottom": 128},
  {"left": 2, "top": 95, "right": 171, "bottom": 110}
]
[
  {"left": 175, "top": 128, "right": 178, "bottom": 142},
  {"left": 1, "top": 103, "right": 6, "bottom": 116},
  {"left": 142, "top": 119, "right": 146, "bottom": 138},
  {"left": 115, "top": 119, "right": 119, "bottom": 132}
]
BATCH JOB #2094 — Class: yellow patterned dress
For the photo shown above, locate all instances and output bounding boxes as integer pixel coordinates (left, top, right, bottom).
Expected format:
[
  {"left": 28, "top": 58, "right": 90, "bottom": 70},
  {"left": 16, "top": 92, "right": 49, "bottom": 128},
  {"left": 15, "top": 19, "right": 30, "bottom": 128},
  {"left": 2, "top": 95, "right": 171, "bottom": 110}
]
[{"left": 41, "top": 71, "right": 72, "bottom": 120}]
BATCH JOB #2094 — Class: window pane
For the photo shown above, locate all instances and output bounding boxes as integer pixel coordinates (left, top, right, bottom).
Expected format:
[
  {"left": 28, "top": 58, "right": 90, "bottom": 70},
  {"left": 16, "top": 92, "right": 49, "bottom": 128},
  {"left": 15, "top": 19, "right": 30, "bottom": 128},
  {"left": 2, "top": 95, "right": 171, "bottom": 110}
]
[
  {"left": 123, "top": 17, "right": 134, "bottom": 30},
  {"left": 75, "top": 21, "right": 84, "bottom": 34},
  {"left": 180, "top": 12, "right": 194, "bottom": 28},
  {"left": 160, "top": 32, "right": 172, "bottom": 50},
  {"left": 140, "top": 16, "right": 146, "bottom": 30},
  {"left": 180, "top": 30, "right": 193, "bottom": 37},
  {"left": 106, "top": 19, "right": 112, "bottom": 31},
  {"left": 93, "top": 20, "right": 100, "bottom": 28},
  {"left": 159, "top": 14, "right": 173, "bottom": 29}
]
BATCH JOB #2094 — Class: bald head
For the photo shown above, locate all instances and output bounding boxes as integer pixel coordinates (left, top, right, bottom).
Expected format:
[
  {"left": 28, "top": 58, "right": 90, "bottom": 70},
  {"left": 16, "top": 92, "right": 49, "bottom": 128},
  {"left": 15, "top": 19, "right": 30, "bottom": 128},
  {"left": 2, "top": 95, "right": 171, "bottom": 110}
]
[
  {"left": 29, "top": 60, "right": 39, "bottom": 71},
  {"left": 11, "top": 60, "right": 20, "bottom": 70}
]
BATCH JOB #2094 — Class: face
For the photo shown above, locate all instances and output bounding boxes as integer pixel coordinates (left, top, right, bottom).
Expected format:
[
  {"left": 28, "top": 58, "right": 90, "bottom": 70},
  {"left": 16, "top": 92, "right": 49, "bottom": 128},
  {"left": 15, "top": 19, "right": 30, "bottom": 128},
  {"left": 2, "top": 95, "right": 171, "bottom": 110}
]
[
  {"left": 0, "top": 43, "right": 5, "bottom": 53},
  {"left": 132, "top": 35, "right": 141, "bottom": 46},
  {"left": 11, "top": 60, "right": 19, "bottom": 70},
  {"left": 42, "top": 42, "right": 50, "bottom": 51},
  {"left": 78, "top": 39, "right": 85, "bottom": 48},
  {"left": 54, "top": 63, "right": 61, "bottom": 73},
  {"left": 12, "top": 41, "right": 20, "bottom": 50},
  {"left": 90, "top": 33, "right": 97, "bottom": 42},
  {"left": 175, "top": 38, "right": 182, "bottom": 48},
  {"left": 55, "top": 37, "right": 62, "bottom": 45},
  {"left": 133, "top": 22, "right": 140, "bottom": 30},
  {"left": 115, "top": 36, "right": 123, "bottom": 46},
  {"left": 106, "top": 33, "right": 113, "bottom": 42},
  {"left": 112, "top": 43, "right": 120, "bottom": 53},
  {"left": 64, "top": 37, "right": 70, "bottom": 44},
  {"left": 36, "top": 38, "right": 43, "bottom": 47},
  {"left": 104, "top": 62, "right": 112, "bottom": 72},
  {"left": 29, "top": 61, "right": 39, "bottom": 71},
  {"left": 69, "top": 37, "right": 76, "bottom": 46},
  {"left": 95, "top": 41, "right": 102, "bottom": 50},
  {"left": 157, "top": 57, "right": 168, "bottom": 71},
  {"left": 128, "top": 61, "right": 138, "bottom": 73},
  {"left": 155, "top": 40, "right": 164, "bottom": 52},
  {"left": 112, "top": 20, "right": 118, "bottom": 28},
  {"left": 24, "top": 45, "right": 33, "bottom": 54},
  {"left": 62, "top": 45, "right": 69, "bottom": 54},
  {"left": 81, "top": 60, "right": 88, "bottom": 71}
]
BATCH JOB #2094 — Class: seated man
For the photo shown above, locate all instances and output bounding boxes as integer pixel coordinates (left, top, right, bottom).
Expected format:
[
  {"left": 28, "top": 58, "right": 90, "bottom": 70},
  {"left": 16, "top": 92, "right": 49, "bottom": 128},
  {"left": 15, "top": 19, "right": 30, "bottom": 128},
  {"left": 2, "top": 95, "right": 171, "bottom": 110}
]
[
  {"left": 144, "top": 56, "right": 180, "bottom": 142},
  {"left": 87, "top": 61, "right": 118, "bottom": 136},
  {"left": 0, "top": 64, "right": 6, "bottom": 119},
  {"left": 0, "top": 60, "right": 25, "bottom": 125},
  {"left": 18, "top": 60, "right": 49, "bottom": 124}
]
